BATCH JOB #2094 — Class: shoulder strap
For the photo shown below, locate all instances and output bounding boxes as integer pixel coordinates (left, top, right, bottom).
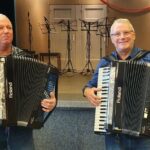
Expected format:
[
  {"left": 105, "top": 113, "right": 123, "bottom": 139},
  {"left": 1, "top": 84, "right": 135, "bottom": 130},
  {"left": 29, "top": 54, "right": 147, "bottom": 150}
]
[
  {"left": 131, "top": 50, "right": 150, "bottom": 60},
  {"left": 102, "top": 54, "right": 117, "bottom": 62},
  {"left": 103, "top": 50, "right": 150, "bottom": 62}
]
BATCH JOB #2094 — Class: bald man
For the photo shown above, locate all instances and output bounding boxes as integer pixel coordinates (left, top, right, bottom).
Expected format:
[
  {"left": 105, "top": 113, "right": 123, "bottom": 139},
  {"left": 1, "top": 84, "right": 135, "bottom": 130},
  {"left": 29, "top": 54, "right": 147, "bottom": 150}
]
[{"left": 0, "top": 14, "right": 57, "bottom": 150}]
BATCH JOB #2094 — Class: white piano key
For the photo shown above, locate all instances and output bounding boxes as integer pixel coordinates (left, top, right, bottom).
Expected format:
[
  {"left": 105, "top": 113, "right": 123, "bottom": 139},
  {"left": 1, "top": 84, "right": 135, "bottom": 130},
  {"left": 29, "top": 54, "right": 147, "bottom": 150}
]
[{"left": 94, "top": 66, "right": 112, "bottom": 133}]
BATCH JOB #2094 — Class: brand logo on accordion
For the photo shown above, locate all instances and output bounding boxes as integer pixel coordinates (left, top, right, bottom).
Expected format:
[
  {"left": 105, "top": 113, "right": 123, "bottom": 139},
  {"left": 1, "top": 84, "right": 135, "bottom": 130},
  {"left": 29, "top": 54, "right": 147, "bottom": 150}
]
[
  {"left": 8, "top": 82, "right": 13, "bottom": 98},
  {"left": 116, "top": 87, "right": 121, "bottom": 103}
]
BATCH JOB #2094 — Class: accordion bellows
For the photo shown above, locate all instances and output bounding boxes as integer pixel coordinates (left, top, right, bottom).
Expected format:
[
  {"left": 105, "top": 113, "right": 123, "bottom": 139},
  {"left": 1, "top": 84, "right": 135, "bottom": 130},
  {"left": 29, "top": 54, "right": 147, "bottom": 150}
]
[{"left": 0, "top": 55, "right": 59, "bottom": 129}]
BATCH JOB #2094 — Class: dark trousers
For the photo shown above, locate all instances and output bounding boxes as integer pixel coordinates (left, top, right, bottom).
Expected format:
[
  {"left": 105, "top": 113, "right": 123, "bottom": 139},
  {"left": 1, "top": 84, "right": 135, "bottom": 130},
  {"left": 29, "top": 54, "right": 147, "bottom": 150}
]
[
  {"left": 105, "top": 133, "right": 150, "bottom": 150},
  {"left": 0, "top": 126, "right": 34, "bottom": 150}
]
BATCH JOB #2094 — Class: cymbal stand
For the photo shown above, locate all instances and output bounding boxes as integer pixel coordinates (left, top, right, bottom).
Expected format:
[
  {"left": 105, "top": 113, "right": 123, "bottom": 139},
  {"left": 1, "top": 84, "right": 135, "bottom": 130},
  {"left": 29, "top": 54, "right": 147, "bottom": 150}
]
[
  {"left": 80, "top": 20, "right": 98, "bottom": 74},
  {"left": 59, "top": 20, "right": 77, "bottom": 74}
]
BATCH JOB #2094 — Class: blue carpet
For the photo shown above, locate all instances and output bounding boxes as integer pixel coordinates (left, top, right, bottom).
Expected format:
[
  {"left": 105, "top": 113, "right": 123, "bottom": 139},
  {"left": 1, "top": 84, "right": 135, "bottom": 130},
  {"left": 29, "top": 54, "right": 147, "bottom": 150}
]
[{"left": 33, "top": 107, "right": 105, "bottom": 150}]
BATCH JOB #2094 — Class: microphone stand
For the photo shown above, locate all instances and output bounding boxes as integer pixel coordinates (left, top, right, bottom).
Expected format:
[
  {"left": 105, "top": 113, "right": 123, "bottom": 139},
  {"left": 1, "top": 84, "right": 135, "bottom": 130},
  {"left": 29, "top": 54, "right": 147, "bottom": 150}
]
[
  {"left": 44, "top": 17, "right": 52, "bottom": 65},
  {"left": 28, "top": 12, "right": 32, "bottom": 51}
]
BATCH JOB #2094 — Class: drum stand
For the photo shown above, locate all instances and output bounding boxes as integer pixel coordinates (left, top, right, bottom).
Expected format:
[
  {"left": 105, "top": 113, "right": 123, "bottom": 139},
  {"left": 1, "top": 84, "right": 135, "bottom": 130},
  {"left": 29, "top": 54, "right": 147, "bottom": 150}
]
[
  {"left": 59, "top": 20, "right": 76, "bottom": 74},
  {"left": 80, "top": 20, "right": 98, "bottom": 74}
]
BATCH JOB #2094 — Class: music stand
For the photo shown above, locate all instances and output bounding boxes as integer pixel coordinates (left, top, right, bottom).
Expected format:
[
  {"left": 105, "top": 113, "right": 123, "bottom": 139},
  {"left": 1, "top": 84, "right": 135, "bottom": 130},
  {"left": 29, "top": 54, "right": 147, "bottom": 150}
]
[
  {"left": 39, "top": 17, "right": 55, "bottom": 65},
  {"left": 80, "top": 19, "right": 98, "bottom": 75},
  {"left": 58, "top": 19, "right": 77, "bottom": 74},
  {"left": 96, "top": 17, "right": 115, "bottom": 58}
]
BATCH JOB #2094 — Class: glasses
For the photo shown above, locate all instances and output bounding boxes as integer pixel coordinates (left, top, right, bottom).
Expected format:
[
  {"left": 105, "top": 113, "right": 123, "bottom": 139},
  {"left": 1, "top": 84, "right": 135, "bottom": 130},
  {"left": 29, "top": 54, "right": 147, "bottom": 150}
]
[{"left": 110, "top": 31, "right": 134, "bottom": 38}]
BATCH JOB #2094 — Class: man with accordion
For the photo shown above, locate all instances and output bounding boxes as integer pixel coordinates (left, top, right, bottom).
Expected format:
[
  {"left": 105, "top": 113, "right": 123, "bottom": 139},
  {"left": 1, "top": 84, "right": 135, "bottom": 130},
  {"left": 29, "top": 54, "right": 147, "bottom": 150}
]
[
  {"left": 0, "top": 14, "right": 57, "bottom": 150},
  {"left": 83, "top": 18, "right": 150, "bottom": 150}
]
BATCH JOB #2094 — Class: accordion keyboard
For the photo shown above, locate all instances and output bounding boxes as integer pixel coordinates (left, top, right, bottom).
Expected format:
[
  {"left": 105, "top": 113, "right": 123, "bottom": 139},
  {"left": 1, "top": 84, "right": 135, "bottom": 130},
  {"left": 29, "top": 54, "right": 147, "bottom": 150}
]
[
  {"left": 94, "top": 67, "right": 110, "bottom": 133},
  {"left": 94, "top": 66, "right": 116, "bottom": 133}
]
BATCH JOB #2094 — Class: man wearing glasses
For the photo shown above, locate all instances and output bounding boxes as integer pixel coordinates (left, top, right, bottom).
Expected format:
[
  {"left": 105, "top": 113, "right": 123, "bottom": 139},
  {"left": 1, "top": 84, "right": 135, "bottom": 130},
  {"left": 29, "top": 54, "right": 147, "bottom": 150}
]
[{"left": 83, "top": 18, "right": 150, "bottom": 150}]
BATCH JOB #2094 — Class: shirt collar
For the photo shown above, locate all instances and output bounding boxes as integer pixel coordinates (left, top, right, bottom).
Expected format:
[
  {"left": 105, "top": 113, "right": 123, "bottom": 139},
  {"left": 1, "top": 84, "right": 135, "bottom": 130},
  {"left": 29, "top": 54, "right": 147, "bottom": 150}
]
[{"left": 112, "top": 47, "right": 142, "bottom": 60}]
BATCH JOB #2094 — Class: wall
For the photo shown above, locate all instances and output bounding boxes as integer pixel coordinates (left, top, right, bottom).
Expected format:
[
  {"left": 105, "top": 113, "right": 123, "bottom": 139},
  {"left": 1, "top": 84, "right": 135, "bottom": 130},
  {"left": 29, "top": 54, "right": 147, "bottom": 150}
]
[
  {"left": 15, "top": 0, "right": 106, "bottom": 71},
  {"left": 49, "top": 4, "right": 107, "bottom": 70},
  {"left": 49, "top": 0, "right": 103, "bottom": 5},
  {"left": 106, "top": 0, "right": 150, "bottom": 53},
  {"left": 15, "top": 0, "right": 49, "bottom": 52},
  {"left": 15, "top": 0, "right": 150, "bottom": 68}
]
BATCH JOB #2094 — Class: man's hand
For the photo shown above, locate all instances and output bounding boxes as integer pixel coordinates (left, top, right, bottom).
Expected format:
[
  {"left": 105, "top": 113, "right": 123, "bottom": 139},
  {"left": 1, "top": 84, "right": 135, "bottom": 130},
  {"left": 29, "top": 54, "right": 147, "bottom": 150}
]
[
  {"left": 84, "top": 87, "right": 101, "bottom": 106},
  {"left": 41, "top": 92, "right": 56, "bottom": 112}
]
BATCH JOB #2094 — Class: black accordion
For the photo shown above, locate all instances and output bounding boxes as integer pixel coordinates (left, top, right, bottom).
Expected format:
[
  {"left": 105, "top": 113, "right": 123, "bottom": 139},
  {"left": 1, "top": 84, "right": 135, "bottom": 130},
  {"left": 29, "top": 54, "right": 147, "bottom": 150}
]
[
  {"left": 0, "top": 55, "right": 59, "bottom": 129},
  {"left": 94, "top": 61, "right": 150, "bottom": 137}
]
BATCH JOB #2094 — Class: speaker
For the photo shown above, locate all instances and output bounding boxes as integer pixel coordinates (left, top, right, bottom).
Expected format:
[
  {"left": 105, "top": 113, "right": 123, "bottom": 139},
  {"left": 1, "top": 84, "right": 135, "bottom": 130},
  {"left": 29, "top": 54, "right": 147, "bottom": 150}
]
[{"left": 0, "top": 0, "right": 16, "bottom": 45}]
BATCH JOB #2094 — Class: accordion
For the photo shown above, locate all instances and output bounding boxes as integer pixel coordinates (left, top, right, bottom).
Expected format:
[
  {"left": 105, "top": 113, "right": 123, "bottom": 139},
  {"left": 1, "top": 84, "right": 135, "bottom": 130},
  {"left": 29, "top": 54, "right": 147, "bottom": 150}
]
[
  {"left": 0, "top": 55, "right": 59, "bottom": 129},
  {"left": 94, "top": 61, "right": 150, "bottom": 137}
]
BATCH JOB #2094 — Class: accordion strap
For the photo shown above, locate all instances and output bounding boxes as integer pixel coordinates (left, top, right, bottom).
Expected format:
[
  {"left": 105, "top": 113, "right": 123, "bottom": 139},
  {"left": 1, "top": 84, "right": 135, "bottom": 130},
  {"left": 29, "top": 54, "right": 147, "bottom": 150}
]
[
  {"left": 131, "top": 50, "right": 150, "bottom": 60},
  {"left": 103, "top": 50, "right": 150, "bottom": 62}
]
